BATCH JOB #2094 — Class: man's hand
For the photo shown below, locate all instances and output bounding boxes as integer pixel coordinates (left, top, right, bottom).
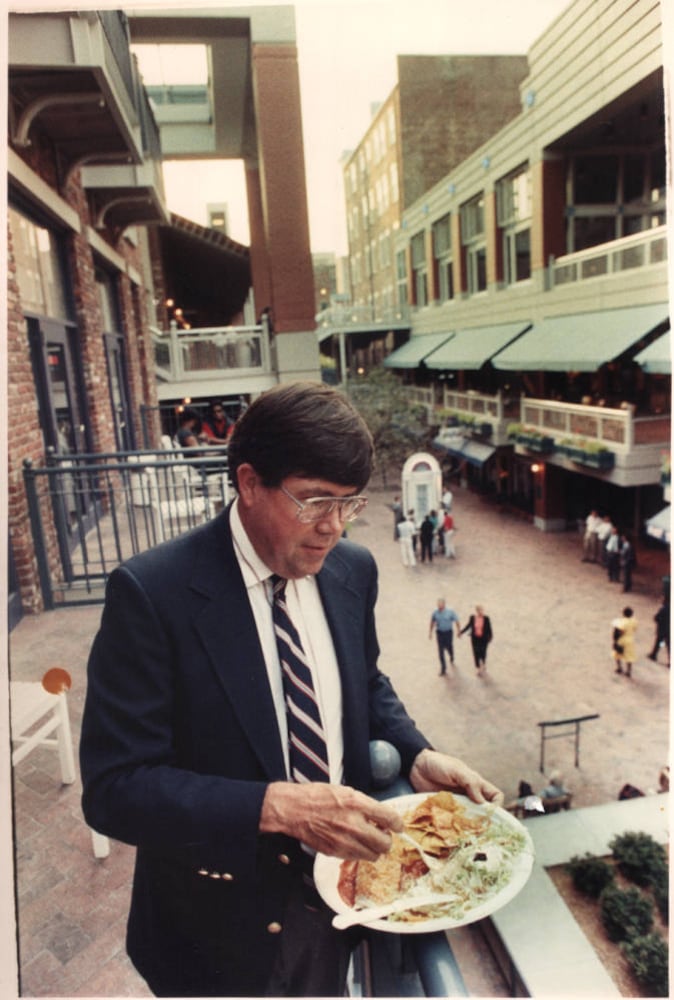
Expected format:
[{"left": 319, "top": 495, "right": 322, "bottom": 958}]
[
  {"left": 409, "top": 749, "right": 503, "bottom": 806},
  {"left": 260, "top": 782, "right": 403, "bottom": 861}
]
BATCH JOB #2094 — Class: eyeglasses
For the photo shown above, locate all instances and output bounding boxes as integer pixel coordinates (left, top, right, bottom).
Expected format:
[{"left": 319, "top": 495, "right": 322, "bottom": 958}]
[{"left": 280, "top": 484, "right": 368, "bottom": 523}]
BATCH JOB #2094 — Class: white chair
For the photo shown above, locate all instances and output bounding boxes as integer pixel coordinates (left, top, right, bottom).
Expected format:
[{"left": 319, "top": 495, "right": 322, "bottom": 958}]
[{"left": 10, "top": 670, "right": 110, "bottom": 859}]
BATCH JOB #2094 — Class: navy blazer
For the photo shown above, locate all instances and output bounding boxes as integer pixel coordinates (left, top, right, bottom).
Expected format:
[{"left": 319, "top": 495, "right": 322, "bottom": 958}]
[{"left": 80, "top": 507, "right": 430, "bottom": 996}]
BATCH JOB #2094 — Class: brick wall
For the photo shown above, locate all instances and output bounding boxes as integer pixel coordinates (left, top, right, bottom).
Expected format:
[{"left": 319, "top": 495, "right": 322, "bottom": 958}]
[
  {"left": 8, "top": 142, "right": 161, "bottom": 615},
  {"left": 398, "top": 55, "right": 529, "bottom": 209}
]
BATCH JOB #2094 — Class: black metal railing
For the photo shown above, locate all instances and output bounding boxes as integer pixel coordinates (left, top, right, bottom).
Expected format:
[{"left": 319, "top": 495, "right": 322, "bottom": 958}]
[
  {"left": 98, "top": 10, "right": 137, "bottom": 111},
  {"left": 23, "top": 448, "right": 231, "bottom": 609},
  {"left": 353, "top": 773, "right": 469, "bottom": 996}
]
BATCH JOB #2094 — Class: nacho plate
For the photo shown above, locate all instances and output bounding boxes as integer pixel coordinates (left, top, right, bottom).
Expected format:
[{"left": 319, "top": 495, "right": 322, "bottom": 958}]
[{"left": 313, "top": 791, "right": 534, "bottom": 934}]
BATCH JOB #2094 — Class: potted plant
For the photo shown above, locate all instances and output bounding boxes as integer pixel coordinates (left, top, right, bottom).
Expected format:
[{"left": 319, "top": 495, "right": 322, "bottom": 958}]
[
  {"left": 569, "top": 439, "right": 615, "bottom": 470},
  {"left": 507, "top": 423, "right": 555, "bottom": 453}
]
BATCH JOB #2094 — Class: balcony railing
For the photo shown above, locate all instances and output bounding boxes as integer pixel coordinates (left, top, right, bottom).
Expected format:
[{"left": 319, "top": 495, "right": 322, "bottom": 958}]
[
  {"left": 548, "top": 226, "right": 667, "bottom": 288},
  {"left": 317, "top": 304, "right": 411, "bottom": 332},
  {"left": 152, "top": 323, "right": 272, "bottom": 383}
]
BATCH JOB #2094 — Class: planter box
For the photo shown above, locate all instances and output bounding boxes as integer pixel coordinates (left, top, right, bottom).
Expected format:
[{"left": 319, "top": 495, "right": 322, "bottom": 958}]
[
  {"left": 514, "top": 433, "right": 555, "bottom": 454},
  {"left": 571, "top": 450, "right": 615, "bottom": 470}
]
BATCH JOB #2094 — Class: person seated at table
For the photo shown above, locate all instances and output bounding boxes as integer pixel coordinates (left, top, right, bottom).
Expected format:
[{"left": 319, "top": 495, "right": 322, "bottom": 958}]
[
  {"left": 175, "top": 408, "right": 202, "bottom": 449},
  {"left": 540, "top": 769, "right": 569, "bottom": 799},
  {"left": 201, "top": 401, "right": 232, "bottom": 445}
]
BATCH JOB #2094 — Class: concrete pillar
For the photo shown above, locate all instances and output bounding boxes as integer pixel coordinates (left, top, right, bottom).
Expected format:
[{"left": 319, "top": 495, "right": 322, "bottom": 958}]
[{"left": 533, "top": 461, "right": 568, "bottom": 532}]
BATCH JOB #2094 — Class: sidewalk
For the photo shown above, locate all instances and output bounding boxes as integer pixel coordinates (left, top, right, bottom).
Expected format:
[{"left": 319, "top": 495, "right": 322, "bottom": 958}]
[{"left": 8, "top": 483, "right": 670, "bottom": 996}]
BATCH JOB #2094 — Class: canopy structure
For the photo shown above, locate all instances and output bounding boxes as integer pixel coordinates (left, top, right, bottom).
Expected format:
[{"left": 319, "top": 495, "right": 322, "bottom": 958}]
[
  {"left": 433, "top": 432, "right": 495, "bottom": 467},
  {"left": 424, "top": 322, "right": 530, "bottom": 370},
  {"left": 645, "top": 507, "right": 671, "bottom": 544},
  {"left": 492, "top": 303, "right": 670, "bottom": 371},
  {"left": 157, "top": 212, "right": 250, "bottom": 328},
  {"left": 383, "top": 332, "right": 454, "bottom": 369},
  {"left": 634, "top": 330, "right": 671, "bottom": 373}
]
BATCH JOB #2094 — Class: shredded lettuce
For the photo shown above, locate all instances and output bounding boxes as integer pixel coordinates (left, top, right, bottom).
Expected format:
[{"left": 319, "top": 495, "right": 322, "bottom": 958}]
[{"left": 387, "top": 818, "right": 528, "bottom": 923}]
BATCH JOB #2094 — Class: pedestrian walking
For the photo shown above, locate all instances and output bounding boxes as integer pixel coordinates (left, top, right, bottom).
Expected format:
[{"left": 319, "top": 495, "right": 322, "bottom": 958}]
[
  {"left": 441, "top": 486, "right": 453, "bottom": 511},
  {"left": 582, "top": 509, "right": 601, "bottom": 562},
  {"left": 420, "top": 515, "right": 435, "bottom": 563},
  {"left": 397, "top": 515, "right": 416, "bottom": 567},
  {"left": 429, "top": 598, "right": 461, "bottom": 675},
  {"left": 389, "top": 495, "right": 404, "bottom": 541},
  {"left": 619, "top": 532, "right": 635, "bottom": 592},
  {"left": 442, "top": 510, "right": 456, "bottom": 558},
  {"left": 596, "top": 514, "right": 613, "bottom": 566},
  {"left": 407, "top": 508, "right": 419, "bottom": 558},
  {"left": 647, "top": 597, "right": 670, "bottom": 666},
  {"left": 460, "top": 604, "right": 493, "bottom": 676},
  {"left": 605, "top": 525, "right": 621, "bottom": 582},
  {"left": 612, "top": 606, "right": 638, "bottom": 677}
]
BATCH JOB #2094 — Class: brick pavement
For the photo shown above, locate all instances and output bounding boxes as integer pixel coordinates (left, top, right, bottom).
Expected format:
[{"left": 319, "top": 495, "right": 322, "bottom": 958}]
[{"left": 7, "top": 484, "right": 670, "bottom": 996}]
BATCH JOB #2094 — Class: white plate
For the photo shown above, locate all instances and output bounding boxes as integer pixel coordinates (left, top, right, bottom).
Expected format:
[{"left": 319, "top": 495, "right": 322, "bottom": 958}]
[{"left": 313, "top": 792, "right": 534, "bottom": 934}]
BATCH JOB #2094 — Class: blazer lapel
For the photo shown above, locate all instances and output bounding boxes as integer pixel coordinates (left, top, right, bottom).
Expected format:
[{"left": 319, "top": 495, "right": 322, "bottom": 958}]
[
  {"left": 317, "top": 549, "right": 371, "bottom": 787},
  {"left": 188, "top": 513, "right": 287, "bottom": 781}
]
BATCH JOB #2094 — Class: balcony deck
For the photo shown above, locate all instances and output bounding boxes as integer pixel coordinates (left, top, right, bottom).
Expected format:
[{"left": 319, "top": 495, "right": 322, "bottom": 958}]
[
  {"left": 403, "top": 385, "right": 669, "bottom": 487},
  {"left": 152, "top": 322, "right": 276, "bottom": 401}
]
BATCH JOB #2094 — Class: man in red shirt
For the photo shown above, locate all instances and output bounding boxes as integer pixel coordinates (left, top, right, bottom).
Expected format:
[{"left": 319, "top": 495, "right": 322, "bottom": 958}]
[{"left": 201, "top": 401, "right": 232, "bottom": 445}]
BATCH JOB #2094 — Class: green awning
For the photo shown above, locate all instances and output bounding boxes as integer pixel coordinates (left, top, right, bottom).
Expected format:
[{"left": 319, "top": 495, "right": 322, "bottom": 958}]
[
  {"left": 634, "top": 330, "right": 671, "bottom": 373},
  {"left": 646, "top": 506, "right": 670, "bottom": 544},
  {"left": 433, "top": 432, "right": 495, "bottom": 467},
  {"left": 383, "top": 332, "right": 454, "bottom": 369},
  {"left": 424, "top": 322, "right": 530, "bottom": 370},
  {"left": 493, "top": 303, "right": 670, "bottom": 371}
]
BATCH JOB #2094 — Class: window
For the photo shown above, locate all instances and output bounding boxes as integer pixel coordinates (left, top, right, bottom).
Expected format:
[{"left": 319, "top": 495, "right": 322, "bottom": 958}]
[
  {"left": 9, "top": 206, "right": 70, "bottom": 319},
  {"left": 387, "top": 106, "right": 396, "bottom": 145},
  {"left": 566, "top": 148, "right": 667, "bottom": 251},
  {"left": 410, "top": 231, "right": 428, "bottom": 306},
  {"left": 390, "top": 163, "right": 399, "bottom": 204},
  {"left": 396, "top": 249, "right": 408, "bottom": 306},
  {"left": 432, "top": 214, "right": 454, "bottom": 302},
  {"left": 460, "top": 194, "right": 487, "bottom": 294},
  {"left": 497, "top": 165, "right": 531, "bottom": 284}
]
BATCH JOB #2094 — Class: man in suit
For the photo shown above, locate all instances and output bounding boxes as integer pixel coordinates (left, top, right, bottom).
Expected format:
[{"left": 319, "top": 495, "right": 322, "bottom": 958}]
[{"left": 80, "top": 382, "right": 502, "bottom": 997}]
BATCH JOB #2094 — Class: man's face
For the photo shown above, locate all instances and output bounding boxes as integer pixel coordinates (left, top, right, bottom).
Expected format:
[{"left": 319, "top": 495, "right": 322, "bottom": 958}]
[{"left": 237, "top": 467, "right": 359, "bottom": 579}]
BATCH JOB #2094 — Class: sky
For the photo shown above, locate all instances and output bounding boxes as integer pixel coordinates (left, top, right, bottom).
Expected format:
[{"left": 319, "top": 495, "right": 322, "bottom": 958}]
[{"left": 138, "top": 0, "right": 572, "bottom": 254}]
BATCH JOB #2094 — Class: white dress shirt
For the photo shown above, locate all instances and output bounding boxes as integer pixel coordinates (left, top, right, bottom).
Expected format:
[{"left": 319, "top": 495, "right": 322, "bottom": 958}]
[{"left": 230, "top": 499, "right": 344, "bottom": 784}]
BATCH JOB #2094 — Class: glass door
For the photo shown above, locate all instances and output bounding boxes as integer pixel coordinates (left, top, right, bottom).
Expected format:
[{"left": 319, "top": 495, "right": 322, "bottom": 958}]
[{"left": 104, "top": 333, "right": 135, "bottom": 451}]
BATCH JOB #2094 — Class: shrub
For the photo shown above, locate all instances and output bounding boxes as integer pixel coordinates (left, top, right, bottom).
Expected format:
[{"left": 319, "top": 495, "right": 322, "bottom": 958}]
[
  {"left": 565, "top": 854, "right": 614, "bottom": 897},
  {"left": 651, "top": 866, "right": 669, "bottom": 924},
  {"left": 609, "top": 831, "right": 667, "bottom": 886},
  {"left": 622, "top": 933, "right": 669, "bottom": 996},
  {"left": 599, "top": 884, "right": 653, "bottom": 942}
]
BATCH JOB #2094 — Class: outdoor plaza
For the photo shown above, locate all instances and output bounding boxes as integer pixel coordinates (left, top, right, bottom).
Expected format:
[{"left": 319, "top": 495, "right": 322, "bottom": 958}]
[{"left": 7, "top": 482, "right": 670, "bottom": 997}]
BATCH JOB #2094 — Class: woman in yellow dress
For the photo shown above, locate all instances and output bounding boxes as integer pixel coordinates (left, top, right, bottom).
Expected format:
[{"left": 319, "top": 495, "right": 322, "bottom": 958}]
[{"left": 613, "top": 606, "right": 638, "bottom": 677}]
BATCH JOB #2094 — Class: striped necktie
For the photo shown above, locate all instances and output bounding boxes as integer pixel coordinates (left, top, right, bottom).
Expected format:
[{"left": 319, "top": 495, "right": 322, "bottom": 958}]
[{"left": 270, "top": 574, "right": 330, "bottom": 784}]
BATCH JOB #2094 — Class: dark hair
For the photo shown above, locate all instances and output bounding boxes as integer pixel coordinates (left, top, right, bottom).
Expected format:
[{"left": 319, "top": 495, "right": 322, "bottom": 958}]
[
  {"left": 623, "top": 606, "right": 634, "bottom": 617},
  {"left": 518, "top": 781, "right": 533, "bottom": 798},
  {"left": 178, "top": 407, "right": 201, "bottom": 429},
  {"left": 227, "top": 381, "right": 374, "bottom": 490}
]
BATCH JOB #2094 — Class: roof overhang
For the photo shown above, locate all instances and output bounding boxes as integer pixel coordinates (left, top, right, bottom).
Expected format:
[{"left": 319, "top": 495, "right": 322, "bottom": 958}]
[
  {"left": 9, "top": 12, "right": 144, "bottom": 175},
  {"left": 157, "top": 212, "right": 251, "bottom": 327}
]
